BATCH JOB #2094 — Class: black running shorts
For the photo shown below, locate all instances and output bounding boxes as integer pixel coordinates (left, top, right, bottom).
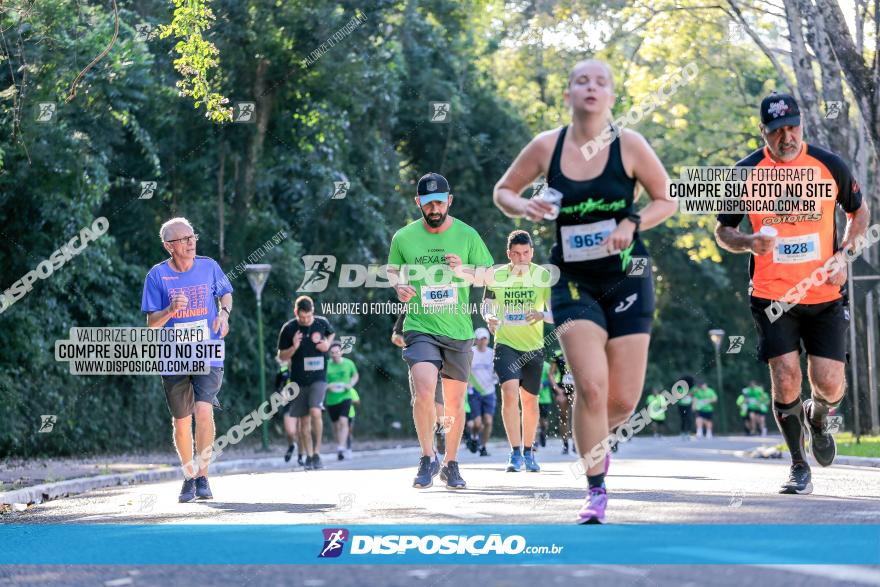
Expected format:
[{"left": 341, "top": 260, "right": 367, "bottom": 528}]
[
  {"left": 493, "top": 343, "right": 544, "bottom": 395},
  {"left": 749, "top": 296, "right": 849, "bottom": 363},
  {"left": 551, "top": 267, "right": 654, "bottom": 338}
]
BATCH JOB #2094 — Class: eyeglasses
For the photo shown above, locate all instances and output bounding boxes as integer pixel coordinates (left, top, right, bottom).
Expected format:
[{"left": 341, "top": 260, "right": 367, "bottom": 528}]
[{"left": 165, "top": 234, "right": 199, "bottom": 245}]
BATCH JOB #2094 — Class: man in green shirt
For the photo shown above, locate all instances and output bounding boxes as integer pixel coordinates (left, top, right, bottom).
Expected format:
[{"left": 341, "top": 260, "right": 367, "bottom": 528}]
[
  {"left": 737, "top": 389, "right": 752, "bottom": 435},
  {"left": 645, "top": 387, "right": 669, "bottom": 437},
  {"left": 538, "top": 360, "right": 553, "bottom": 448},
  {"left": 325, "top": 342, "right": 359, "bottom": 460},
  {"left": 388, "top": 172, "right": 494, "bottom": 490},
  {"left": 483, "top": 230, "right": 553, "bottom": 473},
  {"left": 693, "top": 382, "right": 718, "bottom": 439},
  {"left": 745, "top": 380, "right": 770, "bottom": 437}
]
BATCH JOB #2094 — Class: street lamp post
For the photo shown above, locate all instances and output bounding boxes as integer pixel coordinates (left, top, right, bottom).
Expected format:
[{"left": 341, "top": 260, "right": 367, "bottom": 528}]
[
  {"left": 708, "top": 329, "right": 726, "bottom": 434},
  {"left": 246, "top": 264, "right": 272, "bottom": 452}
]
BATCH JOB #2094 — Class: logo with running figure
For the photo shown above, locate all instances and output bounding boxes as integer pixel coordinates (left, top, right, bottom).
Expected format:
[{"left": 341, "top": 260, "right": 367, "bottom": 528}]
[
  {"left": 727, "top": 336, "right": 745, "bottom": 354},
  {"left": 38, "top": 415, "right": 57, "bottom": 433},
  {"left": 429, "top": 101, "right": 451, "bottom": 123},
  {"left": 319, "top": 528, "right": 349, "bottom": 558},
  {"left": 298, "top": 255, "right": 337, "bottom": 292},
  {"left": 338, "top": 336, "right": 356, "bottom": 354},
  {"left": 825, "top": 415, "right": 843, "bottom": 434},
  {"left": 627, "top": 256, "right": 648, "bottom": 277}
]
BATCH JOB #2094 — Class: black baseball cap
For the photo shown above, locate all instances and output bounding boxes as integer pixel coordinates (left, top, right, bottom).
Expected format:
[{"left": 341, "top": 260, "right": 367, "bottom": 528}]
[
  {"left": 416, "top": 172, "right": 450, "bottom": 204},
  {"left": 760, "top": 92, "right": 801, "bottom": 131}
]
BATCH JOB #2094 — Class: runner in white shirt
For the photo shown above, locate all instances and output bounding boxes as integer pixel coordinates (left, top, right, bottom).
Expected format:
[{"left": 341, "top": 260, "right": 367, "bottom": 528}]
[{"left": 468, "top": 328, "right": 498, "bottom": 456}]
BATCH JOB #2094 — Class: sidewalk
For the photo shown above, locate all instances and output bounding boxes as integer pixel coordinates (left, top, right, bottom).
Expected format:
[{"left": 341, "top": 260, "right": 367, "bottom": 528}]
[{"left": 0, "top": 439, "right": 416, "bottom": 509}]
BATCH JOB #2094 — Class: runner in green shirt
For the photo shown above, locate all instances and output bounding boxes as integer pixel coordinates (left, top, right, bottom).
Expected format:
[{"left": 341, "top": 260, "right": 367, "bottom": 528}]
[
  {"left": 325, "top": 342, "right": 358, "bottom": 460},
  {"left": 677, "top": 375, "right": 695, "bottom": 439},
  {"left": 645, "top": 387, "right": 669, "bottom": 437},
  {"left": 482, "top": 230, "right": 553, "bottom": 473},
  {"left": 737, "top": 389, "right": 752, "bottom": 435},
  {"left": 693, "top": 382, "right": 718, "bottom": 439},
  {"left": 388, "top": 172, "right": 494, "bottom": 490},
  {"left": 538, "top": 360, "right": 553, "bottom": 448},
  {"left": 744, "top": 380, "right": 769, "bottom": 437}
]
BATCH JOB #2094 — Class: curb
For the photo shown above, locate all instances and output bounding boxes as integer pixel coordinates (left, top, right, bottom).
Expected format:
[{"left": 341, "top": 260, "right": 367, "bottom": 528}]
[
  {"left": 0, "top": 444, "right": 422, "bottom": 508},
  {"left": 735, "top": 449, "right": 880, "bottom": 468},
  {"left": 833, "top": 455, "right": 880, "bottom": 468}
]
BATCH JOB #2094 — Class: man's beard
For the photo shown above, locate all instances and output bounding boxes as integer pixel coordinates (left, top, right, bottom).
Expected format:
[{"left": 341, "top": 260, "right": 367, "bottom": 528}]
[{"left": 422, "top": 209, "right": 447, "bottom": 228}]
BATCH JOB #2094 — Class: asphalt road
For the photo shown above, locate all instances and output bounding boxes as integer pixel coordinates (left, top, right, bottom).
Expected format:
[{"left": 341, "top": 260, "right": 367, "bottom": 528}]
[{"left": 3, "top": 436, "right": 879, "bottom": 586}]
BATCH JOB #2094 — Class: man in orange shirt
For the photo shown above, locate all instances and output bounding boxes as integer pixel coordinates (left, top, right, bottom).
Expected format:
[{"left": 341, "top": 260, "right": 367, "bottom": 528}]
[{"left": 715, "top": 92, "right": 870, "bottom": 495}]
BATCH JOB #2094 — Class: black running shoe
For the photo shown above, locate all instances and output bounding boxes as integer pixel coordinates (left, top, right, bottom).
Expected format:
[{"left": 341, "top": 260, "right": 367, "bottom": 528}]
[
  {"left": 413, "top": 455, "right": 434, "bottom": 488},
  {"left": 312, "top": 454, "right": 324, "bottom": 470},
  {"left": 195, "top": 476, "right": 212, "bottom": 500},
  {"left": 297, "top": 454, "right": 304, "bottom": 467},
  {"left": 440, "top": 461, "right": 466, "bottom": 489},
  {"left": 284, "top": 444, "right": 295, "bottom": 463},
  {"left": 779, "top": 462, "right": 813, "bottom": 495},
  {"left": 303, "top": 455, "right": 314, "bottom": 470},
  {"left": 479, "top": 446, "right": 489, "bottom": 457},
  {"left": 562, "top": 443, "right": 570, "bottom": 455},
  {"left": 467, "top": 438, "right": 478, "bottom": 454},
  {"left": 803, "top": 399, "right": 836, "bottom": 467},
  {"left": 178, "top": 477, "right": 197, "bottom": 503}
]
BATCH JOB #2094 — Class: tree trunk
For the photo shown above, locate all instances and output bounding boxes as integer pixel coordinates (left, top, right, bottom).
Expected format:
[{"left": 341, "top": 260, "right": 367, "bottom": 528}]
[
  {"left": 235, "top": 58, "right": 274, "bottom": 215},
  {"left": 782, "top": 0, "right": 829, "bottom": 147},
  {"left": 813, "top": 0, "right": 879, "bottom": 161},
  {"left": 218, "top": 142, "right": 226, "bottom": 262},
  {"left": 797, "top": 0, "right": 849, "bottom": 155}
]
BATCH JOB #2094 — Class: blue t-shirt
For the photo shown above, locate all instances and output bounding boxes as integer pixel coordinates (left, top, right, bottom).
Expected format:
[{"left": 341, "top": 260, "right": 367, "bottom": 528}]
[{"left": 141, "top": 256, "right": 233, "bottom": 368}]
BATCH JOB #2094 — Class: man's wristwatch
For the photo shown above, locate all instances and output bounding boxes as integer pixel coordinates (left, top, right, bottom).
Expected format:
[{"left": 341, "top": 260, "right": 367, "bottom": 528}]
[
  {"left": 624, "top": 213, "right": 641, "bottom": 230},
  {"left": 220, "top": 305, "right": 231, "bottom": 317}
]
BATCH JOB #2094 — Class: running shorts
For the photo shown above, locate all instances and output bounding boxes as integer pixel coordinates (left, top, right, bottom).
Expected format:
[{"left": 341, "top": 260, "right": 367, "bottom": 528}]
[
  {"left": 494, "top": 344, "right": 544, "bottom": 395},
  {"left": 749, "top": 296, "right": 849, "bottom": 363},
  {"left": 696, "top": 410, "right": 713, "bottom": 421},
  {"left": 402, "top": 331, "right": 473, "bottom": 382},
  {"left": 468, "top": 392, "right": 497, "bottom": 417},
  {"left": 551, "top": 267, "right": 654, "bottom": 338},
  {"left": 160, "top": 367, "right": 223, "bottom": 419},
  {"left": 326, "top": 399, "right": 352, "bottom": 422},
  {"left": 287, "top": 381, "right": 327, "bottom": 417}
]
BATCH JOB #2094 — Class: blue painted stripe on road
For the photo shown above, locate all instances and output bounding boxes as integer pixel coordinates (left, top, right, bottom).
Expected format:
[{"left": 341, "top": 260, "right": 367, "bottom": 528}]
[{"left": 2, "top": 525, "right": 878, "bottom": 565}]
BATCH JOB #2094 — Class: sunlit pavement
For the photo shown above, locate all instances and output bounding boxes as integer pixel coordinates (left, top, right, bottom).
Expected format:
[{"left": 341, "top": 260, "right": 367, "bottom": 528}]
[{"left": 4, "top": 436, "right": 879, "bottom": 585}]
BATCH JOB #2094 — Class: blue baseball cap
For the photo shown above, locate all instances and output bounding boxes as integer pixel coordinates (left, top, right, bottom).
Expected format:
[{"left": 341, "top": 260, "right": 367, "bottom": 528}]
[{"left": 417, "top": 172, "right": 450, "bottom": 205}]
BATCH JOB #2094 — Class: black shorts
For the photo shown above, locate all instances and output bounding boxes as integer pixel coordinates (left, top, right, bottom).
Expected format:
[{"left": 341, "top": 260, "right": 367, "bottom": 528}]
[
  {"left": 326, "top": 399, "right": 352, "bottom": 422},
  {"left": 696, "top": 410, "right": 713, "bottom": 421},
  {"left": 551, "top": 267, "right": 654, "bottom": 338},
  {"left": 493, "top": 344, "right": 544, "bottom": 395},
  {"left": 750, "top": 296, "right": 849, "bottom": 363}
]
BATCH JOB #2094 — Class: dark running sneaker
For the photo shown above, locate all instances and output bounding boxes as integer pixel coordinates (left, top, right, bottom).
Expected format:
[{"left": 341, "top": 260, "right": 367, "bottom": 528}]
[
  {"left": 779, "top": 462, "right": 813, "bottom": 495},
  {"left": 413, "top": 455, "right": 435, "bottom": 488},
  {"left": 312, "top": 454, "right": 324, "bottom": 470},
  {"left": 178, "top": 477, "right": 197, "bottom": 503},
  {"left": 479, "top": 446, "right": 489, "bottom": 457},
  {"left": 195, "top": 476, "right": 212, "bottom": 500},
  {"left": 803, "top": 399, "right": 836, "bottom": 467},
  {"left": 303, "top": 455, "right": 314, "bottom": 470},
  {"left": 467, "top": 437, "right": 478, "bottom": 454},
  {"left": 284, "top": 444, "right": 296, "bottom": 463},
  {"left": 440, "top": 461, "right": 466, "bottom": 489},
  {"left": 337, "top": 450, "right": 345, "bottom": 461},
  {"left": 297, "top": 454, "right": 305, "bottom": 467}
]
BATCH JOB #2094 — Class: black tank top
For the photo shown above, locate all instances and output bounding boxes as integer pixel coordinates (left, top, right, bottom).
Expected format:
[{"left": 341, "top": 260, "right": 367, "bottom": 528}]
[{"left": 547, "top": 125, "right": 647, "bottom": 276}]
